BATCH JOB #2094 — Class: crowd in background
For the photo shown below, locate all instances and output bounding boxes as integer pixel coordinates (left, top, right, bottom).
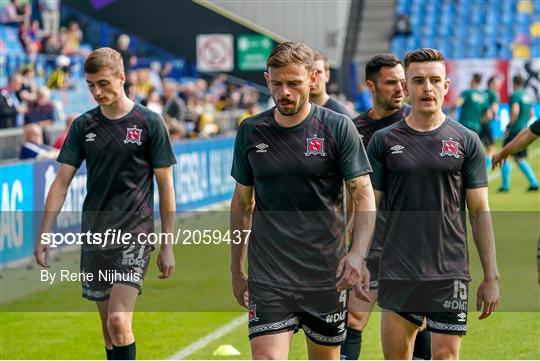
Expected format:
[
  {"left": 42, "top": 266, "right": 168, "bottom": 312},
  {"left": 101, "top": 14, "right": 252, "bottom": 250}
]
[{"left": 0, "top": 1, "right": 266, "bottom": 161}]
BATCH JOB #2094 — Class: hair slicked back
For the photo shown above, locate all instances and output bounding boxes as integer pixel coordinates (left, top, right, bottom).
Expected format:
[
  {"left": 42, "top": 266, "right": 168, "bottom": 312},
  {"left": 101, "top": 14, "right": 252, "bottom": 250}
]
[
  {"left": 404, "top": 48, "right": 445, "bottom": 70},
  {"left": 266, "top": 42, "right": 314, "bottom": 70}
]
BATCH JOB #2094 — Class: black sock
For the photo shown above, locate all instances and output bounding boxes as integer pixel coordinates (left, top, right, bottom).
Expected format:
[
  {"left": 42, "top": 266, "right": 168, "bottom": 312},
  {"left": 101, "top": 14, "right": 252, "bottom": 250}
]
[
  {"left": 340, "top": 327, "right": 362, "bottom": 360},
  {"left": 413, "top": 330, "right": 431, "bottom": 360},
  {"left": 112, "top": 342, "right": 136, "bottom": 360},
  {"left": 106, "top": 347, "right": 113, "bottom": 360}
]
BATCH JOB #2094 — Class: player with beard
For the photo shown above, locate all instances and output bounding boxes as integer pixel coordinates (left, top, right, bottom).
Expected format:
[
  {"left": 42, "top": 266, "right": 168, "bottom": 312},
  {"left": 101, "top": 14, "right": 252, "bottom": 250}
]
[
  {"left": 230, "top": 42, "right": 377, "bottom": 359},
  {"left": 341, "top": 54, "right": 431, "bottom": 360},
  {"left": 310, "top": 51, "right": 355, "bottom": 119},
  {"left": 368, "top": 48, "right": 499, "bottom": 359}
]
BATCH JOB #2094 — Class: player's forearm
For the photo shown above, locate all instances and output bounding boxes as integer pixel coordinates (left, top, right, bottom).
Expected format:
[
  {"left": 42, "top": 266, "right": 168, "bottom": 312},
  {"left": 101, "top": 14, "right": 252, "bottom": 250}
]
[
  {"left": 501, "top": 128, "right": 537, "bottom": 157},
  {"left": 158, "top": 184, "right": 175, "bottom": 250},
  {"left": 469, "top": 210, "right": 499, "bottom": 281},
  {"left": 39, "top": 181, "right": 69, "bottom": 236},
  {"left": 349, "top": 188, "right": 377, "bottom": 259},
  {"left": 230, "top": 200, "right": 252, "bottom": 274}
]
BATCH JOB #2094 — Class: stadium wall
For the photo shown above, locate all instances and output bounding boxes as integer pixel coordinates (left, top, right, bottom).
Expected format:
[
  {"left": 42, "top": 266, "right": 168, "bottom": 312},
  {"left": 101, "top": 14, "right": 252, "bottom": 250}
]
[{"left": 0, "top": 136, "right": 235, "bottom": 267}]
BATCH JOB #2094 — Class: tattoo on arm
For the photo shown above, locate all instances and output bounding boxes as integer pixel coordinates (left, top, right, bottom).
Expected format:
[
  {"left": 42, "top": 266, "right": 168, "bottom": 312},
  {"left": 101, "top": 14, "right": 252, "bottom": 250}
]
[{"left": 346, "top": 179, "right": 369, "bottom": 195}]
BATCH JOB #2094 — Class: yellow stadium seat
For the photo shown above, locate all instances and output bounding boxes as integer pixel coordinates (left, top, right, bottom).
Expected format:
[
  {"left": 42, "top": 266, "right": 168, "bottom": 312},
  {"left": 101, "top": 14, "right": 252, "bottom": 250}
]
[
  {"left": 518, "top": 0, "right": 533, "bottom": 13},
  {"left": 531, "top": 22, "right": 540, "bottom": 37},
  {"left": 513, "top": 45, "right": 531, "bottom": 58}
]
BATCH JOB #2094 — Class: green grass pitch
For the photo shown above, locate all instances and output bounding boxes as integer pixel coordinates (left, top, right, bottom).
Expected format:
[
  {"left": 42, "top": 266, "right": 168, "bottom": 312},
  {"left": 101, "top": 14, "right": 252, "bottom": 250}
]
[{"left": 1, "top": 143, "right": 539, "bottom": 359}]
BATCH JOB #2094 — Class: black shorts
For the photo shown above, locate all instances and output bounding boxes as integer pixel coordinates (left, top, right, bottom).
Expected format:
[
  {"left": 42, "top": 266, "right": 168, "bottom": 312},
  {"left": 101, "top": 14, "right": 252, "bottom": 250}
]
[
  {"left": 378, "top": 279, "right": 469, "bottom": 335},
  {"left": 247, "top": 282, "right": 348, "bottom": 345},
  {"left": 479, "top": 122, "right": 494, "bottom": 146},
  {"left": 365, "top": 252, "right": 380, "bottom": 290},
  {"left": 80, "top": 244, "right": 152, "bottom": 301},
  {"left": 505, "top": 131, "right": 527, "bottom": 158}
]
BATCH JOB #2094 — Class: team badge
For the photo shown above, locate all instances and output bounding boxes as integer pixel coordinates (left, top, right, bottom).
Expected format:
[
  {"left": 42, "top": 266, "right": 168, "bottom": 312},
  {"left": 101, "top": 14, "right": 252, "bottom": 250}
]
[
  {"left": 304, "top": 136, "right": 326, "bottom": 157},
  {"left": 248, "top": 302, "right": 259, "bottom": 323},
  {"left": 439, "top": 139, "right": 461, "bottom": 158},
  {"left": 124, "top": 127, "right": 142, "bottom": 145}
]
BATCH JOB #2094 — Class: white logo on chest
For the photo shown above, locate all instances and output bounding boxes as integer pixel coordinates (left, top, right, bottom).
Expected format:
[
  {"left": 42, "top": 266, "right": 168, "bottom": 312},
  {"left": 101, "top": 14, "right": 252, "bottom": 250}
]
[{"left": 390, "top": 144, "right": 404, "bottom": 154}]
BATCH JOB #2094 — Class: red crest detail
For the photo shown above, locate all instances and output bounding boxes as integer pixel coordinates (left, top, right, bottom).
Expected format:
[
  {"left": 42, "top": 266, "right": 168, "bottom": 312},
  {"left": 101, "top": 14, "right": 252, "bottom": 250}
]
[
  {"left": 440, "top": 139, "right": 461, "bottom": 158},
  {"left": 248, "top": 303, "right": 259, "bottom": 322},
  {"left": 124, "top": 127, "right": 143, "bottom": 145},
  {"left": 305, "top": 137, "right": 327, "bottom": 156}
]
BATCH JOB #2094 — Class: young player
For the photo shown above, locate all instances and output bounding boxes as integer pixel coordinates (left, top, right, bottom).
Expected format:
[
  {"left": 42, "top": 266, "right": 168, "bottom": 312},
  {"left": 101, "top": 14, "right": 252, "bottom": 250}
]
[
  {"left": 482, "top": 75, "right": 502, "bottom": 169},
  {"left": 34, "top": 47, "right": 176, "bottom": 360},
  {"left": 368, "top": 48, "right": 499, "bottom": 359},
  {"left": 230, "top": 41, "right": 376, "bottom": 360},
  {"left": 343, "top": 53, "right": 431, "bottom": 360}
]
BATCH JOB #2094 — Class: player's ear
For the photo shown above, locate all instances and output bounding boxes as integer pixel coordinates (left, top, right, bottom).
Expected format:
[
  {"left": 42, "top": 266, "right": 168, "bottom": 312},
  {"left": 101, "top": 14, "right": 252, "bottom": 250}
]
[
  {"left": 324, "top": 67, "right": 330, "bottom": 83},
  {"left": 309, "top": 68, "right": 318, "bottom": 86},
  {"left": 366, "top": 79, "right": 376, "bottom": 94},
  {"left": 443, "top": 78, "right": 450, "bottom": 96},
  {"left": 403, "top": 79, "right": 409, "bottom": 96},
  {"left": 263, "top": 72, "right": 271, "bottom": 87}
]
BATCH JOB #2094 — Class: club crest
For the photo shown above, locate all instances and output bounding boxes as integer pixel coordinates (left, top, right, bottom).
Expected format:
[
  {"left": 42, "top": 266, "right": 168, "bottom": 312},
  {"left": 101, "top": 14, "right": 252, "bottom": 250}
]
[
  {"left": 440, "top": 139, "right": 461, "bottom": 158},
  {"left": 304, "top": 136, "right": 326, "bottom": 157},
  {"left": 248, "top": 303, "right": 259, "bottom": 322},
  {"left": 124, "top": 127, "right": 143, "bottom": 145}
]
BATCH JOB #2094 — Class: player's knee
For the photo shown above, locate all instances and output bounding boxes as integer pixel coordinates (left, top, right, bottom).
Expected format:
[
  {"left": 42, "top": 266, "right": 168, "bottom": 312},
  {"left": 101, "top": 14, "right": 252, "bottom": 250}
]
[
  {"left": 432, "top": 345, "right": 459, "bottom": 360},
  {"left": 347, "top": 311, "right": 369, "bottom": 330},
  {"left": 107, "top": 312, "right": 131, "bottom": 334},
  {"left": 251, "top": 343, "right": 283, "bottom": 360}
]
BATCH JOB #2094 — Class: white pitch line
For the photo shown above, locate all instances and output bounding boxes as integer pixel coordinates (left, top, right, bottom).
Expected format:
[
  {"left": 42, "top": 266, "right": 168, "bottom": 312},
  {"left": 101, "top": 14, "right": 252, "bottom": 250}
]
[{"left": 168, "top": 314, "right": 247, "bottom": 360}]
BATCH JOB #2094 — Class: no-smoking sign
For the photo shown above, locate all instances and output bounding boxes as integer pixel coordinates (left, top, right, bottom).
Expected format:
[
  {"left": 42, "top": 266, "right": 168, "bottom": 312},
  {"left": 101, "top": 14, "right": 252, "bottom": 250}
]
[{"left": 196, "top": 34, "right": 234, "bottom": 72}]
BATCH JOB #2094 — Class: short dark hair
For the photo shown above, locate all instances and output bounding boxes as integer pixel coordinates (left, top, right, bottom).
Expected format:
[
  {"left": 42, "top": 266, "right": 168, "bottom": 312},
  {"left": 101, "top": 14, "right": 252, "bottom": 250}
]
[
  {"left": 404, "top": 48, "right": 445, "bottom": 69},
  {"left": 266, "top": 42, "right": 314, "bottom": 70},
  {"left": 472, "top": 73, "right": 482, "bottom": 84},
  {"left": 513, "top": 74, "right": 525, "bottom": 86},
  {"left": 365, "top": 53, "right": 401, "bottom": 81},
  {"left": 313, "top": 51, "right": 330, "bottom": 71},
  {"left": 487, "top": 75, "right": 500, "bottom": 86}
]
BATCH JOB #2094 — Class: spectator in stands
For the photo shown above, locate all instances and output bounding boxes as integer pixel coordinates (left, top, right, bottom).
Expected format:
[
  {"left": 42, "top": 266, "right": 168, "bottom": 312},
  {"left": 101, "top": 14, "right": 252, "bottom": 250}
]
[
  {"left": 25, "top": 86, "right": 56, "bottom": 126},
  {"left": 141, "top": 87, "right": 163, "bottom": 115},
  {"left": 47, "top": 55, "right": 75, "bottom": 90},
  {"left": 162, "top": 79, "right": 187, "bottom": 124},
  {"left": 116, "top": 34, "right": 137, "bottom": 74},
  {"left": 53, "top": 113, "right": 78, "bottom": 149},
  {"left": 135, "top": 68, "right": 153, "bottom": 98},
  {"left": 39, "top": 0, "right": 60, "bottom": 36},
  {"left": 20, "top": 123, "right": 59, "bottom": 160},
  {"left": 394, "top": 13, "right": 412, "bottom": 37},
  {"left": 62, "top": 21, "right": 82, "bottom": 55},
  {"left": 0, "top": 0, "right": 25, "bottom": 26},
  {"left": 41, "top": 32, "right": 62, "bottom": 55},
  {"left": 18, "top": 19, "right": 40, "bottom": 58},
  {"left": 0, "top": 73, "right": 25, "bottom": 128},
  {"left": 17, "top": 66, "right": 37, "bottom": 103},
  {"left": 237, "top": 102, "right": 261, "bottom": 126},
  {"left": 149, "top": 61, "right": 163, "bottom": 92},
  {"left": 167, "top": 118, "right": 186, "bottom": 141}
]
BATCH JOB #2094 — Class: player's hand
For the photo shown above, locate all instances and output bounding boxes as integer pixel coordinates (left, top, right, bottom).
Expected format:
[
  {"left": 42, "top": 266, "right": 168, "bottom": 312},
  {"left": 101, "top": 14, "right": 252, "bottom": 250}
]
[
  {"left": 231, "top": 270, "right": 248, "bottom": 308},
  {"left": 476, "top": 278, "right": 499, "bottom": 319},
  {"left": 336, "top": 251, "right": 363, "bottom": 292},
  {"left": 491, "top": 153, "right": 506, "bottom": 169},
  {"left": 352, "top": 262, "right": 371, "bottom": 302},
  {"left": 157, "top": 247, "right": 175, "bottom": 279},
  {"left": 34, "top": 235, "right": 50, "bottom": 268}
]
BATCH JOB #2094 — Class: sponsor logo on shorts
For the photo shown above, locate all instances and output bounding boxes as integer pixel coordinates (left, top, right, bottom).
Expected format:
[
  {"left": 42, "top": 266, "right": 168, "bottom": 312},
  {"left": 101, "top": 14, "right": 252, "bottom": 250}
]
[
  {"left": 443, "top": 299, "right": 468, "bottom": 311},
  {"left": 457, "top": 312, "right": 467, "bottom": 322},
  {"left": 325, "top": 311, "right": 346, "bottom": 324}
]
